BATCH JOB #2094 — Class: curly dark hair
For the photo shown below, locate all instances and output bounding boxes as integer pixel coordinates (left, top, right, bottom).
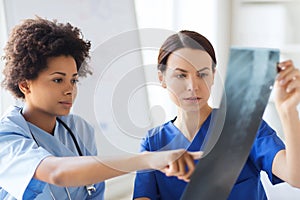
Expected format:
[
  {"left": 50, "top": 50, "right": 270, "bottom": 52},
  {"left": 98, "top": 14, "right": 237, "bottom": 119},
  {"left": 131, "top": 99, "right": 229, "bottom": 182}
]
[{"left": 1, "top": 16, "right": 92, "bottom": 98}]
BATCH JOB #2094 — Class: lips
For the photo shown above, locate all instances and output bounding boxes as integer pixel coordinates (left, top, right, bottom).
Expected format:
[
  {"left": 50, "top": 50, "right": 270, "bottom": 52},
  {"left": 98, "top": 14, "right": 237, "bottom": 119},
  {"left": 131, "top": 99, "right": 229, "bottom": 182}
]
[
  {"left": 184, "top": 97, "right": 201, "bottom": 100},
  {"left": 182, "top": 96, "right": 202, "bottom": 104},
  {"left": 59, "top": 101, "right": 73, "bottom": 107}
]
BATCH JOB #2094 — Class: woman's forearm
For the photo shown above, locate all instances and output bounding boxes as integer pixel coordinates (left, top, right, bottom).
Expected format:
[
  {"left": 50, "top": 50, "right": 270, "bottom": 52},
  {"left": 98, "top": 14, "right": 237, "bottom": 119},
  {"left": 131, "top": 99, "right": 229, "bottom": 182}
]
[
  {"left": 277, "top": 107, "right": 300, "bottom": 187},
  {"left": 35, "top": 153, "right": 151, "bottom": 186},
  {"left": 34, "top": 149, "right": 201, "bottom": 187}
]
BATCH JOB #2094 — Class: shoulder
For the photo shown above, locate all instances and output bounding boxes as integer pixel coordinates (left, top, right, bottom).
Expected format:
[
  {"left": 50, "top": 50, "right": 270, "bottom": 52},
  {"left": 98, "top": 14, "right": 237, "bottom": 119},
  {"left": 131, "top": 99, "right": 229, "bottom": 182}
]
[
  {"left": 0, "top": 106, "right": 31, "bottom": 137},
  {"left": 147, "top": 120, "right": 174, "bottom": 138},
  {"left": 141, "top": 120, "right": 178, "bottom": 150},
  {"left": 251, "top": 119, "right": 285, "bottom": 156},
  {"left": 256, "top": 120, "right": 276, "bottom": 138}
]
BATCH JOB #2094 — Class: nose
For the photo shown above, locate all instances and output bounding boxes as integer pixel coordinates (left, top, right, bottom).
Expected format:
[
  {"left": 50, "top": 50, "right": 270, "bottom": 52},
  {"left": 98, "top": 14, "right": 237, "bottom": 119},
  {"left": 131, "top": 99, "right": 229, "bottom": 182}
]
[
  {"left": 64, "top": 82, "right": 75, "bottom": 96},
  {"left": 187, "top": 76, "right": 199, "bottom": 91}
]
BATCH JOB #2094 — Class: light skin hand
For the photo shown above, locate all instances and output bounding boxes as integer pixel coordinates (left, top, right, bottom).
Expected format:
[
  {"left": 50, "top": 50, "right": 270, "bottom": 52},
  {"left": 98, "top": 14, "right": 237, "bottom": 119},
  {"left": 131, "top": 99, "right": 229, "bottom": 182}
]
[
  {"left": 158, "top": 150, "right": 203, "bottom": 182},
  {"left": 275, "top": 60, "right": 300, "bottom": 110}
]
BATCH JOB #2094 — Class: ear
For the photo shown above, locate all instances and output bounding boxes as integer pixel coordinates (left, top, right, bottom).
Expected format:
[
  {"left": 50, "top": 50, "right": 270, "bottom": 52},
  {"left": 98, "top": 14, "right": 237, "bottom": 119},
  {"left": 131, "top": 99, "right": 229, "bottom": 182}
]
[
  {"left": 18, "top": 80, "right": 31, "bottom": 95},
  {"left": 158, "top": 71, "right": 167, "bottom": 88}
]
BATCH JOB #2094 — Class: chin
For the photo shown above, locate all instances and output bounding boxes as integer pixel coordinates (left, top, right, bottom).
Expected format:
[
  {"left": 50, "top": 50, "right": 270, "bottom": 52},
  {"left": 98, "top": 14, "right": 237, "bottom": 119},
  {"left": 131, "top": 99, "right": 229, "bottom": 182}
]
[
  {"left": 57, "top": 110, "right": 71, "bottom": 116},
  {"left": 183, "top": 107, "right": 202, "bottom": 113}
]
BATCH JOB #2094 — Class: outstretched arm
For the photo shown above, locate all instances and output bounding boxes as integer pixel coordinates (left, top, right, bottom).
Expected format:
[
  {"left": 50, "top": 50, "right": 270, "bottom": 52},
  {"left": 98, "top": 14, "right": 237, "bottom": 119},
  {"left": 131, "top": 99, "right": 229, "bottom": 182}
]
[
  {"left": 34, "top": 149, "right": 202, "bottom": 187},
  {"left": 272, "top": 60, "right": 300, "bottom": 188}
]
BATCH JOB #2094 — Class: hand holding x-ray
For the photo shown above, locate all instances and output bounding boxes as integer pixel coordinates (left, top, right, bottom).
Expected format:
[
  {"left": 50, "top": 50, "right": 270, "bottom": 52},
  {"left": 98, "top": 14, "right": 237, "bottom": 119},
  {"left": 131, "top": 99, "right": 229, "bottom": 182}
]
[{"left": 274, "top": 60, "right": 300, "bottom": 110}]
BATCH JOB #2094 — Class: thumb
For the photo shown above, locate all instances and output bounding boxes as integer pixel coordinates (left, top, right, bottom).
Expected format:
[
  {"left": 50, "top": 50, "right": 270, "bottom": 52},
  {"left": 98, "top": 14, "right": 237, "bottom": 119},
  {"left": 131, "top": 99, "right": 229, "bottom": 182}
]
[{"left": 188, "top": 151, "right": 204, "bottom": 160}]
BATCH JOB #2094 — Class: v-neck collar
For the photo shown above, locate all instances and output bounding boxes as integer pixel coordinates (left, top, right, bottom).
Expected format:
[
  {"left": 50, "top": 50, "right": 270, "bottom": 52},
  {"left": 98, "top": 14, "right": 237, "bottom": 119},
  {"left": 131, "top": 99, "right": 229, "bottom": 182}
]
[
  {"left": 27, "top": 121, "right": 77, "bottom": 157},
  {"left": 170, "top": 113, "right": 212, "bottom": 141}
]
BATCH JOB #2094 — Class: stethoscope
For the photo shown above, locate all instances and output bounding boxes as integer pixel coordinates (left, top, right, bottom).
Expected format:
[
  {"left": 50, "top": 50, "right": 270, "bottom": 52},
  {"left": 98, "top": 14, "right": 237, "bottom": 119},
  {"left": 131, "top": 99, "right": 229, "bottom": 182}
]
[
  {"left": 56, "top": 118, "right": 96, "bottom": 196},
  {"left": 28, "top": 116, "right": 96, "bottom": 198}
]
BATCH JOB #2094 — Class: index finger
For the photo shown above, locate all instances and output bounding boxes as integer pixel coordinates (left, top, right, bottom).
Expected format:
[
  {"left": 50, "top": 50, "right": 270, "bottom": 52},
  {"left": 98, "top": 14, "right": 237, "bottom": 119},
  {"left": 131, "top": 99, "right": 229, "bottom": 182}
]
[{"left": 277, "top": 60, "right": 294, "bottom": 75}]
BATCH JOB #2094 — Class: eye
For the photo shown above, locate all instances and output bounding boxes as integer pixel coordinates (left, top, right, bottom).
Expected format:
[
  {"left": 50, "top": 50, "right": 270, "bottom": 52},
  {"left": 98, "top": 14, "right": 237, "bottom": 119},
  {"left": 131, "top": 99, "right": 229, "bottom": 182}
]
[
  {"left": 198, "top": 73, "right": 208, "bottom": 78},
  {"left": 176, "top": 74, "right": 186, "bottom": 79},
  {"left": 71, "top": 79, "right": 79, "bottom": 85},
  {"left": 53, "top": 78, "right": 63, "bottom": 83}
]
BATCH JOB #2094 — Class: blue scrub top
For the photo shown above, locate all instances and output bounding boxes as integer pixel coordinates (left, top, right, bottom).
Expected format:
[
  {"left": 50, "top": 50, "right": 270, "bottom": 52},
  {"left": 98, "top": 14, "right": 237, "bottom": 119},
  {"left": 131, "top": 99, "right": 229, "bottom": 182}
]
[
  {"left": 0, "top": 106, "right": 105, "bottom": 200},
  {"left": 133, "top": 110, "right": 285, "bottom": 200}
]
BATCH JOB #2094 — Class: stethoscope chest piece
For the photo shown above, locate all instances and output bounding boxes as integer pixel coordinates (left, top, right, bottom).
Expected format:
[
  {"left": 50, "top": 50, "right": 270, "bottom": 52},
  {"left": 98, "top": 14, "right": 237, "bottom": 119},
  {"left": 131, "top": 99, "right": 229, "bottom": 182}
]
[{"left": 86, "top": 184, "right": 96, "bottom": 196}]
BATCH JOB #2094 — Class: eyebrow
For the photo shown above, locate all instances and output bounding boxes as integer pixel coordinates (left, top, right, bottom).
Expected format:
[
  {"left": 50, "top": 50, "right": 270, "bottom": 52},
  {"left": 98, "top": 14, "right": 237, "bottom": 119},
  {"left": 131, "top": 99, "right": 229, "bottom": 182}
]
[
  {"left": 173, "top": 67, "right": 210, "bottom": 73},
  {"left": 50, "top": 72, "right": 78, "bottom": 77}
]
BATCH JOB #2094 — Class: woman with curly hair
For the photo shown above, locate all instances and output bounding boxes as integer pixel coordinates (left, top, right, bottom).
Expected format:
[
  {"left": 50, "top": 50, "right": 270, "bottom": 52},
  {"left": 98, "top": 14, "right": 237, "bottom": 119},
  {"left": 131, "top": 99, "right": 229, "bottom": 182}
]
[{"left": 0, "top": 17, "right": 200, "bottom": 200}]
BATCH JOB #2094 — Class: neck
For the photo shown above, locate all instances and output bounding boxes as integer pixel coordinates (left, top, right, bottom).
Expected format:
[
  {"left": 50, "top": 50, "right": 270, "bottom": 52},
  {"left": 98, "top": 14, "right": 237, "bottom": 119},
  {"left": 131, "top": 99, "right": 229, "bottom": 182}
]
[
  {"left": 21, "top": 105, "right": 56, "bottom": 134},
  {"left": 174, "top": 104, "right": 212, "bottom": 141}
]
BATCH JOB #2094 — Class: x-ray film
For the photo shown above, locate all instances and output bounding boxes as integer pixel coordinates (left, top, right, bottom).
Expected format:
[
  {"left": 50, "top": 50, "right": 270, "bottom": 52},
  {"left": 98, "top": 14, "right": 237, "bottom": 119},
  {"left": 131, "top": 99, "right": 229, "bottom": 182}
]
[{"left": 181, "top": 47, "right": 279, "bottom": 200}]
